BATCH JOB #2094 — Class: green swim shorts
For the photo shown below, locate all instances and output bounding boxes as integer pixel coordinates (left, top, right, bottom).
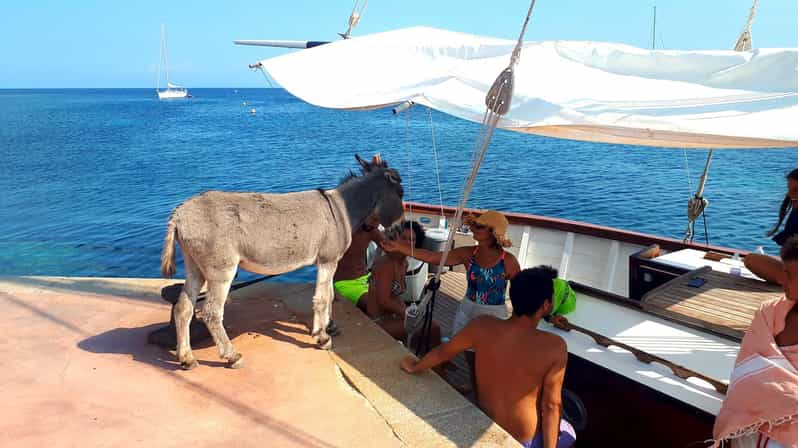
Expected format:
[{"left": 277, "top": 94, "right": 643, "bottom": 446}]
[{"left": 334, "top": 273, "right": 370, "bottom": 306}]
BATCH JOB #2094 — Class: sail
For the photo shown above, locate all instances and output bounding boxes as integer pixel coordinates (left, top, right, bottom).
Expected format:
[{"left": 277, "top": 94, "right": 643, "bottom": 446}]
[{"left": 259, "top": 26, "right": 798, "bottom": 148}]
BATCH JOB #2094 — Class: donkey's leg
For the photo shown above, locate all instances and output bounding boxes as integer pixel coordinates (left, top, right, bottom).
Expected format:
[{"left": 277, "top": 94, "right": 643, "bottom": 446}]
[
  {"left": 175, "top": 254, "right": 205, "bottom": 370},
  {"left": 198, "top": 266, "right": 243, "bottom": 369},
  {"left": 311, "top": 262, "right": 337, "bottom": 350}
]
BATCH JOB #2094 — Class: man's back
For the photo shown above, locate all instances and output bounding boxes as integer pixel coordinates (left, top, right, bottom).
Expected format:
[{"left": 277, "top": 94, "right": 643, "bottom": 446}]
[{"left": 471, "top": 315, "right": 567, "bottom": 443}]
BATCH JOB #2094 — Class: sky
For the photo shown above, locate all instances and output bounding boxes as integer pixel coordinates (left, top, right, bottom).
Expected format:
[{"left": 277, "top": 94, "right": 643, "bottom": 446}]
[{"left": 1, "top": 0, "right": 796, "bottom": 88}]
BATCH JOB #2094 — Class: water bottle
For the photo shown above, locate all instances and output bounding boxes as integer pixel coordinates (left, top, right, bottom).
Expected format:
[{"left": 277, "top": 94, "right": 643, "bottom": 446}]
[{"left": 405, "top": 302, "right": 419, "bottom": 332}]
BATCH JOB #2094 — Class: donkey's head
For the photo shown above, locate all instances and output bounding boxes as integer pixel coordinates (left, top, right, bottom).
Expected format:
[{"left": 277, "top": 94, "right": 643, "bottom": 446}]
[{"left": 355, "top": 154, "right": 405, "bottom": 228}]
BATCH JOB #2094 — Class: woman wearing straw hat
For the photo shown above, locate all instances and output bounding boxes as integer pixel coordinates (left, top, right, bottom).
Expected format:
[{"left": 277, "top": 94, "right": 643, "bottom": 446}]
[{"left": 383, "top": 210, "right": 521, "bottom": 395}]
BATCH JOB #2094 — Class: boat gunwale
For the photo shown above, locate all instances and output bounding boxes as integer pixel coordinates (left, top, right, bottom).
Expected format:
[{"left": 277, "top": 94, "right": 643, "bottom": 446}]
[{"left": 404, "top": 201, "right": 745, "bottom": 256}]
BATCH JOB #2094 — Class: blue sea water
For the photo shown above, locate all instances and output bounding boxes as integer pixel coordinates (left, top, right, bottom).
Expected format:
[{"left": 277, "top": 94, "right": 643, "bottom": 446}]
[{"left": 1, "top": 88, "right": 795, "bottom": 283}]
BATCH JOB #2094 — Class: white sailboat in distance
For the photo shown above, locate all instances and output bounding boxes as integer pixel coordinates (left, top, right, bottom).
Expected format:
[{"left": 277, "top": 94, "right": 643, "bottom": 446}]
[{"left": 156, "top": 24, "right": 189, "bottom": 100}]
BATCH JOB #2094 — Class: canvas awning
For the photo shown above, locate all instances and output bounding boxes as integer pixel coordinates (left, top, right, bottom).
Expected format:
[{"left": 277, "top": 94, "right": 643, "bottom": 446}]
[{"left": 259, "top": 26, "right": 798, "bottom": 148}]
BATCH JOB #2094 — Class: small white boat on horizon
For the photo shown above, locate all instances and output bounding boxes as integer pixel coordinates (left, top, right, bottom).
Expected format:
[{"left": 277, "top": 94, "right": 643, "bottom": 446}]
[{"left": 156, "top": 24, "right": 189, "bottom": 100}]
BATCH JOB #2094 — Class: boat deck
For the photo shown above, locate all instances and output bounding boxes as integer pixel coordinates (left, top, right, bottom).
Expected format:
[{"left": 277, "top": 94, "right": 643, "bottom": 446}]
[
  {"left": 642, "top": 266, "right": 783, "bottom": 340},
  {"left": 432, "top": 270, "right": 739, "bottom": 416},
  {"left": 0, "top": 276, "right": 518, "bottom": 447}
]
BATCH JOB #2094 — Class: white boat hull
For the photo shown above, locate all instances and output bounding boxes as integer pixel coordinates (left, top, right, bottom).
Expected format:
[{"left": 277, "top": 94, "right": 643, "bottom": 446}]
[
  {"left": 157, "top": 89, "right": 189, "bottom": 100},
  {"left": 405, "top": 202, "right": 744, "bottom": 416}
]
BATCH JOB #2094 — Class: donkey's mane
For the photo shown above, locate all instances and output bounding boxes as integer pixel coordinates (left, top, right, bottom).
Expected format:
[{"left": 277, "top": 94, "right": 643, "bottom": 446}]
[{"left": 338, "top": 170, "right": 358, "bottom": 186}]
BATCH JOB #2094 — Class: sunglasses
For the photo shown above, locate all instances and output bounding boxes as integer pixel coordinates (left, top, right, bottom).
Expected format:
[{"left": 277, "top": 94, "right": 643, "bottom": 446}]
[{"left": 472, "top": 223, "right": 489, "bottom": 230}]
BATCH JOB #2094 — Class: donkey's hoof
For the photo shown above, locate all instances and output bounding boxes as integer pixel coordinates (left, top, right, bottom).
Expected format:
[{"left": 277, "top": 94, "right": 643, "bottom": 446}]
[
  {"left": 318, "top": 336, "right": 332, "bottom": 351},
  {"left": 227, "top": 353, "right": 245, "bottom": 369},
  {"left": 326, "top": 321, "right": 341, "bottom": 337},
  {"left": 180, "top": 359, "right": 199, "bottom": 370}
]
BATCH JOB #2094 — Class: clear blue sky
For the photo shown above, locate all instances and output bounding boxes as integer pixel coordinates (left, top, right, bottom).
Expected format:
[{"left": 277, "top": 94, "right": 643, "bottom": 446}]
[{"left": 2, "top": 0, "right": 796, "bottom": 88}]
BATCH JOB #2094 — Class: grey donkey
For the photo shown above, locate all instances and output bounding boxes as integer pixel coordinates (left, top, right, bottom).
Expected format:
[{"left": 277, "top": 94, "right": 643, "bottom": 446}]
[{"left": 161, "top": 155, "right": 404, "bottom": 370}]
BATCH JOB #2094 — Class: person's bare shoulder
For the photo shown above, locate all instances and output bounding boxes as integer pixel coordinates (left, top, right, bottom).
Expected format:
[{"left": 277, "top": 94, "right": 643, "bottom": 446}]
[
  {"left": 538, "top": 332, "right": 567, "bottom": 357},
  {"left": 464, "top": 314, "right": 502, "bottom": 335},
  {"left": 504, "top": 251, "right": 521, "bottom": 278}
]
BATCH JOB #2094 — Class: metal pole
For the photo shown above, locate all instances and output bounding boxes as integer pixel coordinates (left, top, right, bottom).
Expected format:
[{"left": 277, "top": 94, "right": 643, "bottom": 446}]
[{"left": 651, "top": 6, "right": 657, "bottom": 50}]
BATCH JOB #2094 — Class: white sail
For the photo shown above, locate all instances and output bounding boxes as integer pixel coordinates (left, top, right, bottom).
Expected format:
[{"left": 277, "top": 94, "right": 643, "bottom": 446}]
[{"left": 259, "top": 26, "right": 798, "bottom": 148}]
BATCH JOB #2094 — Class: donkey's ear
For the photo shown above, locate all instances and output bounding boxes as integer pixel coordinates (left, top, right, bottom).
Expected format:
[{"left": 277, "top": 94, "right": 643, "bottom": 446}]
[
  {"left": 355, "top": 154, "right": 371, "bottom": 173},
  {"left": 372, "top": 154, "right": 387, "bottom": 168},
  {"left": 384, "top": 169, "right": 401, "bottom": 184}
]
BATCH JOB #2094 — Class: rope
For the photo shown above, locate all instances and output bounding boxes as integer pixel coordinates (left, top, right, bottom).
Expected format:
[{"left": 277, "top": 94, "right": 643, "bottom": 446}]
[
  {"left": 340, "top": 0, "right": 369, "bottom": 39},
  {"left": 734, "top": 0, "right": 759, "bottom": 51},
  {"left": 412, "top": 0, "right": 539, "bottom": 351},
  {"left": 553, "top": 316, "right": 728, "bottom": 395},
  {"left": 404, "top": 103, "right": 414, "bottom": 260},
  {"left": 427, "top": 108, "right": 446, "bottom": 221},
  {"left": 683, "top": 150, "right": 712, "bottom": 243},
  {"left": 510, "top": 0, "right": 538, "bottom": 68},
  {"left": 683, "top": 2, "right": 758, "bottom": 243}
]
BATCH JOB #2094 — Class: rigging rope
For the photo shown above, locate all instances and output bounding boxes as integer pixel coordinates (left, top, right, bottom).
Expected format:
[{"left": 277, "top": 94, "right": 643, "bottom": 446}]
[
  {"left": 411, "top": 0, "right": 539, "bottom": 352},
  {"left": 340, "top": 0, "right": 369, "bottom": 39},
  {"left": 734, "top": 0, "right": 759, "bottom": 52},
  {"left": 683, "top": 0, "right": 758, "bottom": 243},
  {"left": 405, "top": 103, "right": 414, "bottom": 260},
  {"left": 436, "top": 0, "right": 537, "bottom": 273},
  {"left": 427, "top": 107, "right": 446, "bottom": 221}
]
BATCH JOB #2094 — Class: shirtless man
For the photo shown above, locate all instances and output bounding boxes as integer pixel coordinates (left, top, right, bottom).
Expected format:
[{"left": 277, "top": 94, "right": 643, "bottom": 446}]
[
  {"left": 399, "top": 266, "right": 576, "bottom": 448},
  {"left": 333, "top": 214, "right": 385, "bottom": 312}
]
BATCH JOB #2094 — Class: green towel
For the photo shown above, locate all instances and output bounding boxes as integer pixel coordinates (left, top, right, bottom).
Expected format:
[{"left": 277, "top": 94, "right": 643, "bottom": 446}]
[{"left": 552, "top": 278, "right": 576, "bottom": 316}]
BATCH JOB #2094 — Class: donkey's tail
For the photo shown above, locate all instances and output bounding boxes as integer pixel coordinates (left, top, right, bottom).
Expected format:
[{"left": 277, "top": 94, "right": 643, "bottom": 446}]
[{"left": 161, "top": 216, "right": 178, "bottom": 278}]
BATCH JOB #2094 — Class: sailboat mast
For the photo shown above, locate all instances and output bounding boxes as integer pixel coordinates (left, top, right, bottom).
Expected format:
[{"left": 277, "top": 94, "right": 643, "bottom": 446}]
[
  {"left": 157, "top": 25, "right": 162, "bottom": 91},
  {"left": 162, "top": 24, "right": 170, "bottom": 88},
  {"left": 651, "top": 6, "right": 657, "bottom": 50}
]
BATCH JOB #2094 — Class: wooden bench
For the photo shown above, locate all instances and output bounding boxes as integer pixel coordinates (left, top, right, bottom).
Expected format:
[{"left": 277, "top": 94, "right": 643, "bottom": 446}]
[{"left": 641, "top": 266, "right": 783, "bottom": 340}]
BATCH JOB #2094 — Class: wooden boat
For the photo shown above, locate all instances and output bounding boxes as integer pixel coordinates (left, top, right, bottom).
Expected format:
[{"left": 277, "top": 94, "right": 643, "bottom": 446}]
[{"left": 403, "top": 201, "right": 783, "bottom": 446}]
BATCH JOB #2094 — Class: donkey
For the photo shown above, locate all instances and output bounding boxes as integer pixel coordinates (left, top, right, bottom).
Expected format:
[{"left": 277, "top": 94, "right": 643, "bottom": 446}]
[{"left": 160, "top": 155, "right": 404, "bottom": 370}]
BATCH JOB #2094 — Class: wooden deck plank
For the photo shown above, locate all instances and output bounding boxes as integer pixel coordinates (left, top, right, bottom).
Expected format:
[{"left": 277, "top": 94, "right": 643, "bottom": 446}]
[{"left": 642, "top": 268, "right": 782, "bottom": 340}]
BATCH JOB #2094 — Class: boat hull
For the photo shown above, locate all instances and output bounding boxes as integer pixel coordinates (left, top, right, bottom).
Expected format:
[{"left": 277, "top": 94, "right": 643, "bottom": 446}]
[
  {"left": 408, "top": 201, "right": 744, "bottom": 444},
  {"left": 564, "top": 354, "right": 715, "bottom": 447},
  {"left": 157, "top": 89, "right": 189, "bottom": 100}
]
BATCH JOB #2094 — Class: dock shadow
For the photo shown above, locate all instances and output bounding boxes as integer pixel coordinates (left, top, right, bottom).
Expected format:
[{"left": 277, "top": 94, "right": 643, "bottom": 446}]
[{"left": 78, "top": 296, "right": 320, "bottom": 371}]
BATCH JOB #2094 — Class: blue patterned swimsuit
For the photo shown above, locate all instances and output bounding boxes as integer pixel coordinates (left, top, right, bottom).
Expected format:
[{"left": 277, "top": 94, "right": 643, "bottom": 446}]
[{"left": 465, "top": 248, "right": 508, "bottom": 305}]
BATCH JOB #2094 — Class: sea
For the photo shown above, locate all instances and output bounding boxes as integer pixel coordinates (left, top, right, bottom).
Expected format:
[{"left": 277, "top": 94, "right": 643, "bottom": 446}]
[{"left": 1, "top": 88, "right": 795, "bottom": 282}]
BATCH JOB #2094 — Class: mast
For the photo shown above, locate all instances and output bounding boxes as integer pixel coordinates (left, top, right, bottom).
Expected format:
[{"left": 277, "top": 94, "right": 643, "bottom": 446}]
[
  {"left": 157, "top": 25, "right": 162, "bottom": 91},
  {"left": 162, "top": 24, "right": 170, "bottom": 88},
  {"left": 651, "top": 6, "right": 657, "bottom": 50}
]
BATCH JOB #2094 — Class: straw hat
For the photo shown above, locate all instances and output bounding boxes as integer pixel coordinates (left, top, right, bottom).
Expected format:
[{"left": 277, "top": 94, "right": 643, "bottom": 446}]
[{"left": 465, "top": 210, "right": 512, "bottom": 248}]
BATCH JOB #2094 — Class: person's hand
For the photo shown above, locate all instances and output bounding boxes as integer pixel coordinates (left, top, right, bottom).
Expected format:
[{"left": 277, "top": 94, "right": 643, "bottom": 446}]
[
  {"left": 382, "top": 240, "right": 403, "bottom": 253},
  {"left": 400, "top": 356, "right": 418, "bottom": 374},
  {"left": 547, "top": 315, "right": 569, "bottom": 330}
]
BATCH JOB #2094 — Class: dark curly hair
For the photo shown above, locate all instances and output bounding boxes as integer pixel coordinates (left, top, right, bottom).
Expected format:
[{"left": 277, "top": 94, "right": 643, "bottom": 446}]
[
  {"left": 510, "top": 265, "right": 558, "bottom": 318},
  {"left": 767, "top": 168, "right": 798, "bottom": 238},
  {"left": 401, "top": 220, "right": 426, "bottom": 249}
]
